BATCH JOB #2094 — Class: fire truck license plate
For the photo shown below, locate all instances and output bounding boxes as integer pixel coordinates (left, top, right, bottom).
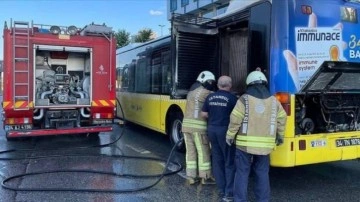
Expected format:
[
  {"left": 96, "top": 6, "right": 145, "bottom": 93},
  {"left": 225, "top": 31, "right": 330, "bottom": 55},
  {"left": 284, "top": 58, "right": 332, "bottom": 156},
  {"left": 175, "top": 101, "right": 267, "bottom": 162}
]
[
  {"left": 335, "top": 138, "right": 360, "bottom": 147},
  {"left": 5, "top": 124, "right": 32, "bottom": 131}
]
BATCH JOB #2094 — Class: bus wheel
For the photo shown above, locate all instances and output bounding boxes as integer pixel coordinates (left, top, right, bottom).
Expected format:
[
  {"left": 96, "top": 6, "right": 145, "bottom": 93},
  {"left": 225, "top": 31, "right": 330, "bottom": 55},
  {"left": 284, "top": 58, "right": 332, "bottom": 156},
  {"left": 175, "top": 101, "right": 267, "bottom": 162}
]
[
  {"left": 169, "top": 113, "right": 185, "bottom": 152},
  {"left": 6, "top": 136, "right": 18, "bottom": 141},
  {"left": 6, "top": 136, "right": 27, "bottom": 141},
  {"left": 88, "top": 132, "right": 100, "bottom": 138}
]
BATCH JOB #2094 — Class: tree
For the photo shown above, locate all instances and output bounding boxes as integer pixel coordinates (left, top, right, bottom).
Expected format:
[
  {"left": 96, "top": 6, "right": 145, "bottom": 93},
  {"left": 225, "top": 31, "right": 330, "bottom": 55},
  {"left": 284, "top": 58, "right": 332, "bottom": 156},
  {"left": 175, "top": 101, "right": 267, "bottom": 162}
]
[
  {"left": 114, "top": 29, "right": 130, "bottom": 48},
  {"left": 134, "top": 28, "right": 155, "bottom": 43}
]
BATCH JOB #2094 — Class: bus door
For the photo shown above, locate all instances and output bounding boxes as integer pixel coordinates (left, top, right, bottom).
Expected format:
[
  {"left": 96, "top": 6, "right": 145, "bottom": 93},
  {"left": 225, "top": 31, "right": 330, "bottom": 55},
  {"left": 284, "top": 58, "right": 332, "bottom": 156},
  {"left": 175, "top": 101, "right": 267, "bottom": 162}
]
[
  {"left": 219, "top": 25, "right": 249, "bottom": 95},
  {"left": 217, "top": 1, "right": 271, "bottom": 95},
  {"left": 171, "top": 18, "right": 219, "bottom": 96}
]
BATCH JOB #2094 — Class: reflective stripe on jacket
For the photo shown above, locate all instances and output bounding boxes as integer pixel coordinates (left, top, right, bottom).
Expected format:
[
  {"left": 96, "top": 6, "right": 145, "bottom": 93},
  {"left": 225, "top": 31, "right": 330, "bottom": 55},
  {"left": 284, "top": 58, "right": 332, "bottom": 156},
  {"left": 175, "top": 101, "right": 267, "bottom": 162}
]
[
  {"left": 182, "top": 86, "right": 212, "bottom": 133},
  {"left": 226, "top": 94, "right": 287, "bottom": 155}
]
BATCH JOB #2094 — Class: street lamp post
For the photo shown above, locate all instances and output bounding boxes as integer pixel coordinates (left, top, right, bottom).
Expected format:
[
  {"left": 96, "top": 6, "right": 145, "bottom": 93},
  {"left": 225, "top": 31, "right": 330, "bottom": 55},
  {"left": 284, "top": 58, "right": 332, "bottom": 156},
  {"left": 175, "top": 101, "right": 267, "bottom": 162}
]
[{"left": 159, "top": 24, "right": 165, "bottom": 36}]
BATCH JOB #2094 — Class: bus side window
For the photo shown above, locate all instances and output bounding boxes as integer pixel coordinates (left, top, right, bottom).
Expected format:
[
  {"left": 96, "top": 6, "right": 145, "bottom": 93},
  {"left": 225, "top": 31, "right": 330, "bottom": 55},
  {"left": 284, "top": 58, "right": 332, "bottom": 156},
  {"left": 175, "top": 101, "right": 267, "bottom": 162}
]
[
  {"left": 128, "top": 61, "right": 136, "bottom": 92},
  {"left": 161, "top": 50, "right": 170, "bottom": 94},
  {"left": 116, "top": 67, "right": 122, "bottom": 91},
  {"left": 135, "top": 58, "right": 151, "bottom": 93},
  {"left": 121, "top": 65, "right": 129, "bottom": 91},
  {"left": 151, "top": 54, "right": 161, "bottom": 94}
]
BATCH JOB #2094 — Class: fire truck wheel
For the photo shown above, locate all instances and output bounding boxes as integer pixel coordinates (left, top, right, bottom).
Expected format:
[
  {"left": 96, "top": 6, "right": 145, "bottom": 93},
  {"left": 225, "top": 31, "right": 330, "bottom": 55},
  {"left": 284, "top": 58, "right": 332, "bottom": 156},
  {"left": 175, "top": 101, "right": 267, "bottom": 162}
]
[
  {"left": 88, "top": 132, "right": 100, "bottom": 138},
  {"left": 5, "top": 135, "right": 26, "bottom": 141},
  {"left": 5, "top": 136, "right": 15, "bottom": 141},
  {"left": 169, "top": 112, "right": 185, "bottom": 153}
]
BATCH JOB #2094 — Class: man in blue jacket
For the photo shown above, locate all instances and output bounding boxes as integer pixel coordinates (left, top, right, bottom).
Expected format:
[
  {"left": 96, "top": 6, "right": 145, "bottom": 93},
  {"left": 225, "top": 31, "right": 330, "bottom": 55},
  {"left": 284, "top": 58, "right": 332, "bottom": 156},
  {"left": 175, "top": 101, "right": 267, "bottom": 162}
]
[{"left": 201, "top": 75, "right": 238, "bottom": 201}]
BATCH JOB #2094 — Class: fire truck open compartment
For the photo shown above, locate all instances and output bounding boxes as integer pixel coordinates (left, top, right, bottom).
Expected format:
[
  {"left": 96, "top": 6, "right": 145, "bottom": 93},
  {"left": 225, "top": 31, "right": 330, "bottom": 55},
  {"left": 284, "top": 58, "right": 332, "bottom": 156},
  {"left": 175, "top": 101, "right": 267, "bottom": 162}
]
[
  {"left": 33, "top": 46, "right": 92, "bottom": 129},
  {"left": 295, "top": 61, "right": 360, "bottom": 135},
  {"left": 34, "top": 45, "right": 92, "bottom": 107}
]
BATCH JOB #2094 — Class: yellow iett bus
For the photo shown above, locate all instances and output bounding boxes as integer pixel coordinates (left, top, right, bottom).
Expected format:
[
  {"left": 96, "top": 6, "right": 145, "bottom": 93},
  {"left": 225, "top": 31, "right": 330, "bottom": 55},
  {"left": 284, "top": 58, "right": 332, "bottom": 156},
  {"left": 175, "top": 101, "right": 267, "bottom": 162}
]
[
  {"left": 117, "top": 0, "right": 360, "bottom": 167},
  {"left": 116, "top": 37, "right": 187, "bottom": 152}
]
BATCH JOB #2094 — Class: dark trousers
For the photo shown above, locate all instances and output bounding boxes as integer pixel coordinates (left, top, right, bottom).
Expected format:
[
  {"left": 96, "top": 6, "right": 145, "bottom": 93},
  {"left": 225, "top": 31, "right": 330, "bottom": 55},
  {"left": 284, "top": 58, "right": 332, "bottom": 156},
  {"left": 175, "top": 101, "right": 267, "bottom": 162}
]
[
  {"left": 207, "top": 125, "right": 235, "bottom": 197},
  {"left": 234, "top": 149, "right": 270, "bottom": 202}
]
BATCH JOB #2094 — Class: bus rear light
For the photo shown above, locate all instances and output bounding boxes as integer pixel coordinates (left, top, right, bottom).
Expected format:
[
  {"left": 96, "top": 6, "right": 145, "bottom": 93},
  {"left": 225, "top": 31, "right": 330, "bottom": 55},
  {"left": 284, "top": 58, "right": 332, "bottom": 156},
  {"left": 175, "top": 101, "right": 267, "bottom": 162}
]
[
  {"left": 275, "top": 92, "right": 291, "bottom": 116},
  {"left": 275, "top": 92, "right": 290, "bottom": 103},
  {"left": 299, "top": 140, "right": 306, "bottom": 150}
]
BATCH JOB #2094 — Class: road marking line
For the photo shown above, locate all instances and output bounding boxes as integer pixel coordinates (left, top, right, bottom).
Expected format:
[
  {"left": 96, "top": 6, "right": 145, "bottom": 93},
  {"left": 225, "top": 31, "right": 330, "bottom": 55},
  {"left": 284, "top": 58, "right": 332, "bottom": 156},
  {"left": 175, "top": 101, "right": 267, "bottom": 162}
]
[
  {"left": 125, "top": 144, "right": 186, "bottom": 178},
  {"left": 125, "top": 144, "right": 151, "bottom": 154}
]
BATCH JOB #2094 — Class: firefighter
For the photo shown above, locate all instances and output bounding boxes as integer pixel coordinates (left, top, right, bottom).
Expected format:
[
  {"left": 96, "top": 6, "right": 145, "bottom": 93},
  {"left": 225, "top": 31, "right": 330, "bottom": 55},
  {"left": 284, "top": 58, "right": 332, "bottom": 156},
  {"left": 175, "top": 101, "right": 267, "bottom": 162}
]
[
  {"left": 226, "top": 70, "right": 287, "bottom": 202},
  {"left": 201, "top": 76, "right": 237, "bottom": 201},
  {"left": 182, "top": 70, "right": 217, "bottom": 185}
]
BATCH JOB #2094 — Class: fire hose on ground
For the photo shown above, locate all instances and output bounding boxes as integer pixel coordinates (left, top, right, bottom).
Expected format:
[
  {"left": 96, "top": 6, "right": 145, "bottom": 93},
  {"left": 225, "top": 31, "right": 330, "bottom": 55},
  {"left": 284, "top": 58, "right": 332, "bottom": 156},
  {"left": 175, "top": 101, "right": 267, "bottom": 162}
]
[{"left": 0, "top": 98, "right": 183, "bottom": 193}]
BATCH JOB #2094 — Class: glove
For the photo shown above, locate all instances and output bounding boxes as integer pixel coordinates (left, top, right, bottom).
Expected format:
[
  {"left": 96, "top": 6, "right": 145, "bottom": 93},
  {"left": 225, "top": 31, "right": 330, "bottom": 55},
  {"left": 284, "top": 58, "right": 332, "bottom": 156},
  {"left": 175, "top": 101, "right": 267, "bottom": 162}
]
[
  {"left": 276, "top": 135, "right": 284, "bottom": 146},
  {"left": 226, "top": 138, "right": 234, "bottom": 146}
]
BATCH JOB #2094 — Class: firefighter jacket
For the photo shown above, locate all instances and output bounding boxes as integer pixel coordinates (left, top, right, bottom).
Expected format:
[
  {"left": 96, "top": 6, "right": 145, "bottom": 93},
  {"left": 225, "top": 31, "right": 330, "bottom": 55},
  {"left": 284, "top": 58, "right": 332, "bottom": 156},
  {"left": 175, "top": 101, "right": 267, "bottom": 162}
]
[
  {"left": 226, "top": 94, "right": 287, "bottom": 155},
  {"left": 182, "top": 86, "right": 212, "bottom": 133}
]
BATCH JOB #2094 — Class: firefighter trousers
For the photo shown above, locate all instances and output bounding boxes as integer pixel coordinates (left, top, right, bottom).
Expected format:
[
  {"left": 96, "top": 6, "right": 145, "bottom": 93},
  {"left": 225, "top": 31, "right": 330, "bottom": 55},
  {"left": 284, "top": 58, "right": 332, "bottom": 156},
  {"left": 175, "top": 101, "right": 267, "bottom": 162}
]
[
  {"left": 207, "top": 125, "right": 235, "bottom": 197},
  {"left": 234, "top": 149, "right": 270, "bottom": 202},
  {"left": 183, "top": 132, "right": 211, "bottom": 179}
]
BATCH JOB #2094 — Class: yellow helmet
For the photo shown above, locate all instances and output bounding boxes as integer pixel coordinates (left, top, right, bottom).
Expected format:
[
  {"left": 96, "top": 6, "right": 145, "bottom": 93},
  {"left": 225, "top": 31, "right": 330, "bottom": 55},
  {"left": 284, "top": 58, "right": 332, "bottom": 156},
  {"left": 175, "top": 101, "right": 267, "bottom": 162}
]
[{"left": 246, "top": 71, "right": 268, "bottom": 85}]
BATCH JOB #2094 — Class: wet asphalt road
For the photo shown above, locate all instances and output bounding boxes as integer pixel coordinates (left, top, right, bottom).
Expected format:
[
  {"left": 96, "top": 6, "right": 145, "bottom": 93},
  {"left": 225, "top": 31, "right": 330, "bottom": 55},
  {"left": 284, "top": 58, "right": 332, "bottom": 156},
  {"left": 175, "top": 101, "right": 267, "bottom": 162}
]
[
  {"left": 0, "top": 120, "right": 225, "bottom": 202},
  {"left": 0, "top": 123, "right": 359, "bottom": 202},
  {"left": 0, "top": 110, "right": 359, "bottom": 201}
]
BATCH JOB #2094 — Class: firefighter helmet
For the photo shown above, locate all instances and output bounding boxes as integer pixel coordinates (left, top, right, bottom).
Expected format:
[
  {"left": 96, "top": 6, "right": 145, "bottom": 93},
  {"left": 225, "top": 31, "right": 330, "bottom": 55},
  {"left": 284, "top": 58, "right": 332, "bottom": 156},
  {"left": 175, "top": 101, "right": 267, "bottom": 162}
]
[
  {"left": 246, "top": 71, "right": 268, "bottom": 85},
  {"left": 196, "top": 71, "right": 215, "bottom": 83}
]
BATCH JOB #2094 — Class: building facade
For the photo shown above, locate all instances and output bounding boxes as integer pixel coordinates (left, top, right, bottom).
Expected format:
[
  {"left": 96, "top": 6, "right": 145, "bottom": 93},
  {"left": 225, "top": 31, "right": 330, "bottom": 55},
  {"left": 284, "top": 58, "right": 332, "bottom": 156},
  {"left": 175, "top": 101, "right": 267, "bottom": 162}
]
[{"left": 167, "top": 0, "right": 231, "bottom": 20}]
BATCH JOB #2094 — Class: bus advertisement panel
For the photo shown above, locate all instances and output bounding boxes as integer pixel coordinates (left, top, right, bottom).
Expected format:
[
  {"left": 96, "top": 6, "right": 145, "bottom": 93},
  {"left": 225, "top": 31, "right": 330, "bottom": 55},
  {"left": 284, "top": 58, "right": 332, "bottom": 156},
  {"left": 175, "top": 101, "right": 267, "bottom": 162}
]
[
  {"left": 271, "top": 0, "right": 360, "bottom": 93},
  {"left": 270, "top": 0, "right": 360, "bottom": 166}
]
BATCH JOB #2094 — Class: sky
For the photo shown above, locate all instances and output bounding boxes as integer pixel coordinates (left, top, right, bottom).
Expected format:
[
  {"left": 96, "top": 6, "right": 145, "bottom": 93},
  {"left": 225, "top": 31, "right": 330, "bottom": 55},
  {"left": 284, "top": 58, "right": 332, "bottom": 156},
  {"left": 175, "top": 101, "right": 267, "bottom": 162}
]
[{"left": 0, "top": 0, "right": 171, "bottom": 60}]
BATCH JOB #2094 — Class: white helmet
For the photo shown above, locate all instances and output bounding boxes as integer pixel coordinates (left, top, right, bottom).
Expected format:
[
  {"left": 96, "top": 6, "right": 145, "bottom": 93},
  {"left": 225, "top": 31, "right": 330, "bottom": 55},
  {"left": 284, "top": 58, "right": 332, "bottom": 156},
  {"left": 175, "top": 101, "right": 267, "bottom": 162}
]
[
  {"left": 246, "top": 71, "right": 268, "bottom": 85},
  {"left": 197, "top": 71, "right": 215, "bottom": 83}
]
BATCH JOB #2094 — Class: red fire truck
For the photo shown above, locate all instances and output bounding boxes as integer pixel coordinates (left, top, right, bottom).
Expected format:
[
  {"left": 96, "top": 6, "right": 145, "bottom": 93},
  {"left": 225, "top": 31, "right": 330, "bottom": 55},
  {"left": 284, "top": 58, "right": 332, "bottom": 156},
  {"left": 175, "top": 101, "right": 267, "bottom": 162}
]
[{"left": 2, "top": 20, "right": 116, "bottom": 140}]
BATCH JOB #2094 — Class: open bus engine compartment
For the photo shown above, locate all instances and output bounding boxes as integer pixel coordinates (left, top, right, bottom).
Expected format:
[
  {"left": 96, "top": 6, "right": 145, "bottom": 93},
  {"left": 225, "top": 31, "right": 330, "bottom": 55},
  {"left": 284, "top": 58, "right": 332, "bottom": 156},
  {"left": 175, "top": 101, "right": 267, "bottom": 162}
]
[{"left": 295, "top": 61, "right": 360, "bottom": 135}]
